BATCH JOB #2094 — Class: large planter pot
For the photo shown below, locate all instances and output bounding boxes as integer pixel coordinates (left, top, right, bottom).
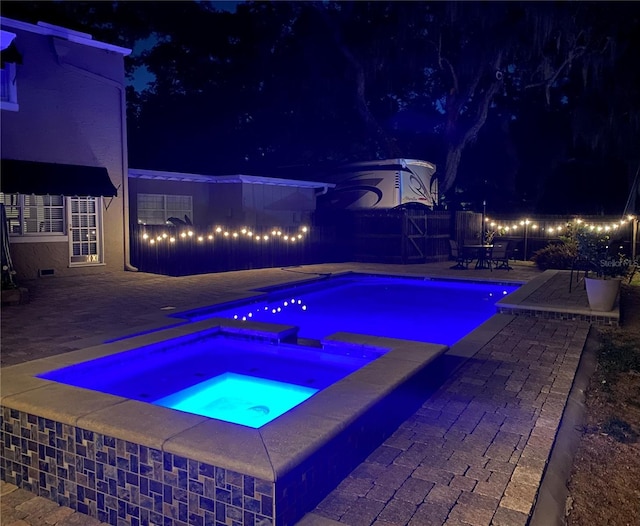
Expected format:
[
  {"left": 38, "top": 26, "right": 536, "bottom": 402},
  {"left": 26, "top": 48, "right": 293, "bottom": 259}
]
[{"left": 585, "top": 277, "right": 621, "bottom": 311}]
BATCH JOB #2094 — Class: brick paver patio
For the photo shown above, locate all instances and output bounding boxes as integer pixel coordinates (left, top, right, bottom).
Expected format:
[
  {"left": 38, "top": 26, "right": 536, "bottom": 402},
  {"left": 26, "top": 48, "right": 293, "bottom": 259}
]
[{"left": 1, "top": 262, "right": 593, "bottom": 525}]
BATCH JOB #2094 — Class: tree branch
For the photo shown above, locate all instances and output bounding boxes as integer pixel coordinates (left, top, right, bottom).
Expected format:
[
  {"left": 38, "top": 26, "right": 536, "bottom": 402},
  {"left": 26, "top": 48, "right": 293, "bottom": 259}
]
[
  {"left": 438, "top": 35, "right": 459, "bottom": 95},
  {"left": 524, "top": 45, "right": 586, "bottom": 104}
]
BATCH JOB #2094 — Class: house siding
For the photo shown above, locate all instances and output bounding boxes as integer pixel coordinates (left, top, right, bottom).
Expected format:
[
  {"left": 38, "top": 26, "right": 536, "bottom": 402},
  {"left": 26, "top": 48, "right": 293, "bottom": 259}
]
[
  {"left": 130, "top": 180, "right": 315, "bottom": 229},
  {"left": 1, "top": 21, "right": 129, "bottom": 280},
  {"left": 241, "top": 184, "right": 315, "bottom": 227},
  {"left": 207, "top": 184, "right": 245, "bottom": 226}
]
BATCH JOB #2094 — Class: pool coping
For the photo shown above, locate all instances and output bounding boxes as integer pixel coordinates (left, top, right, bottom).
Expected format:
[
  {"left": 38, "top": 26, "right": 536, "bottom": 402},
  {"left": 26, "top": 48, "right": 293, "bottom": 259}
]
[{"left": 496, "top": 269, "right": 620, "bottom": 325}]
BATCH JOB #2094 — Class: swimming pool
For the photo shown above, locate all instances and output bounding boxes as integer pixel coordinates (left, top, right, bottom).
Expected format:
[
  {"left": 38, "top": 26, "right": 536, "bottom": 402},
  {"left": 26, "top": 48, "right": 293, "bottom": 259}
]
[
  {"left": 2, "top": 273, "right": 520, "bottom": 525},
  {"left": 37, "top": 332, "right": 385, "bottom": 427},
  {"left": 177, "top": 273, "right": 520, "bottom": 345}
]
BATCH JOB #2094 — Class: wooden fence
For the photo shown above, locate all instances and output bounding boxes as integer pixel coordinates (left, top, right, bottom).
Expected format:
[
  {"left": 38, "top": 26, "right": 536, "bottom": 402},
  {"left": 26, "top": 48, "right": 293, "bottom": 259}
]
[
  {"left": 130, "top": 208, "right": 458, "bottom": 275},
  {"left": 314, "top": 208, "right": 453, "bottom": 264},
  {"left": 129, "top": 224, "right": 337, "bottom": 276},
  {"left": 132, "top": 210, "right": 632, "bottom": 275}
]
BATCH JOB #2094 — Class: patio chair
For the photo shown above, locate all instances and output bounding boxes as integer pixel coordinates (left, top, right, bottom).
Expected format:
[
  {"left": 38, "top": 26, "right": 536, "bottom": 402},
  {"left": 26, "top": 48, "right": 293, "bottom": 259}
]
[
  {"left": 491, "top": 241, "right": 512, "bottom": 270},
  {"left": 569, "top": 256, "right": 596, "bottom": 292},
  {"left": 449, "top": 239, "right": 471, "bottom": 269}
]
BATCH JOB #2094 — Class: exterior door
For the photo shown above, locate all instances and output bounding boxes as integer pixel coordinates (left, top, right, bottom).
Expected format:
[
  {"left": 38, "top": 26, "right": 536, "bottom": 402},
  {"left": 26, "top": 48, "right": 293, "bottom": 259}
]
[{"left": 68, "top": 197, "right": 103, "bottom": 265}]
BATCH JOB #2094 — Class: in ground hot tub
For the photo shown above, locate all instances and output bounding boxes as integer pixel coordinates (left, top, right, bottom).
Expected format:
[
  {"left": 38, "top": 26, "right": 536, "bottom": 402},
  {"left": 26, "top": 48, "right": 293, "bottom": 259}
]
[
  {"left": 37, "top": 328, "right": 385, "bottom": 428},
  {"left": 1, "top": 318, "right": 446, "bottom": 526}
]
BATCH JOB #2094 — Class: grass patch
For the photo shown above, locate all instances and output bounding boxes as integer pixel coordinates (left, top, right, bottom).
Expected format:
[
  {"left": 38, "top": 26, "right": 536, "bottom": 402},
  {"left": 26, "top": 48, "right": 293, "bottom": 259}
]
[{"left": 596, "top": 331, "right": 640, "bottom": 379}]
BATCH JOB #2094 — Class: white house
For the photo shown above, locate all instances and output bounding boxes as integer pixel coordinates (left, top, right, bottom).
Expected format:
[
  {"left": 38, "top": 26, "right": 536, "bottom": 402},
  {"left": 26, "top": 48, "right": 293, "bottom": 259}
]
[{"left": 0, "top": 17, "right": 132, "bottom": 281}]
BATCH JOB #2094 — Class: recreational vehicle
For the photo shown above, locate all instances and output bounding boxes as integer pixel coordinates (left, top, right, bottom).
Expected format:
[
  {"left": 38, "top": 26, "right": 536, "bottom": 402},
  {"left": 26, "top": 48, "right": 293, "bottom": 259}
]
[{"left": 318, "top": 158, "right": 438, "bottom": 210}]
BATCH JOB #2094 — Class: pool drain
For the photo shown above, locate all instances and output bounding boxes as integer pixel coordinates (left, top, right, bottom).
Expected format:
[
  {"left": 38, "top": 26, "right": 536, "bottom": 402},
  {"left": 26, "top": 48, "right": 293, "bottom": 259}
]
[{"left": 248, "top": 405, "right": 270, "bottom": 414}]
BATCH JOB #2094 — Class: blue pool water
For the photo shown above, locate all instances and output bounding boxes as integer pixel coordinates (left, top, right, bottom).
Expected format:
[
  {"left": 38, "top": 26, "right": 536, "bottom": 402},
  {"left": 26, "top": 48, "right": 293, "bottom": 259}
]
[
  {"left": 154, "top": 373, "right": 318, "bottom": 428},
  {"left": 38, "top": 332, "right": 384, "bottom": 427},
  {"left": 178, "top": 274, "right": 519, "bottom": 345},
  {"left": 39, "top": 275, "right": 517, "bottom": 428}
]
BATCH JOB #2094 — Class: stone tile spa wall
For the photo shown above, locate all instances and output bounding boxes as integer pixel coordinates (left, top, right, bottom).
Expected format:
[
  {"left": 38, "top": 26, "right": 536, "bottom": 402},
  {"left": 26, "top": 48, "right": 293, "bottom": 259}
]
[{"left": 1, "top": 408, "right": 274, "bottom": 526}]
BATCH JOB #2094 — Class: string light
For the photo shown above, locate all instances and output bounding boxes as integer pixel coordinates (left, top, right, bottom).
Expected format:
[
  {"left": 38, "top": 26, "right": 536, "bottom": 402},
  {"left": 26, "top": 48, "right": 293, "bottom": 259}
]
[
  {"left": 487, "top": 217, "right": 633, "bottom": 237},
  {"left": 138, "top": 224, "right": 310, "bottom": 248}
]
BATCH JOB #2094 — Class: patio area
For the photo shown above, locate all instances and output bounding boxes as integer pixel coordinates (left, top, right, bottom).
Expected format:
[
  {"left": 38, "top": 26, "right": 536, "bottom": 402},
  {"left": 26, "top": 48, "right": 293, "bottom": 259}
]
[{"left": 0, "top": 261, "right": 607, "bottom": 525}]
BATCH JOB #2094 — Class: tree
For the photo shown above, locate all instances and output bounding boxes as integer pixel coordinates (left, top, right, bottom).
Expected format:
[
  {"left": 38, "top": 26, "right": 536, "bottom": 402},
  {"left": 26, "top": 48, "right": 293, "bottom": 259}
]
[{"left": 3, "top": 1, "right": 638, "bottom": 212}]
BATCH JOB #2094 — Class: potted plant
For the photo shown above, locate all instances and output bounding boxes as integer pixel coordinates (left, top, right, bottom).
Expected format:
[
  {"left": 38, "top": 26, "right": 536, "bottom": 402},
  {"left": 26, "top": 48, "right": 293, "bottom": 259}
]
[{"left": 576, "top": 229, "right": 631, "bottom": 311}]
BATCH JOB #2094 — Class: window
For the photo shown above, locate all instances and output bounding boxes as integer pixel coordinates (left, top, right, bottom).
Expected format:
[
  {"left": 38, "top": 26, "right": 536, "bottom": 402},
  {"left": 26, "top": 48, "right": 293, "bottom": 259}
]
[
  {"left": 0, "top": 193, "right": 65, "bottom": 235},
  {"left": 137, "top": 193, "right": 193, "bottom": 225},
  {"left": 0, "top": 62, "right": 18, "bottom": 111}
]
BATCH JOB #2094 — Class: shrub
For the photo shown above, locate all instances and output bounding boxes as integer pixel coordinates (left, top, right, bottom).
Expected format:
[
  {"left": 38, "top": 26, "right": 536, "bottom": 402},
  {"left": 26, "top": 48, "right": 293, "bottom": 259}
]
[{"left": 531, "top": 241, "right": 577, "bottom": 270}]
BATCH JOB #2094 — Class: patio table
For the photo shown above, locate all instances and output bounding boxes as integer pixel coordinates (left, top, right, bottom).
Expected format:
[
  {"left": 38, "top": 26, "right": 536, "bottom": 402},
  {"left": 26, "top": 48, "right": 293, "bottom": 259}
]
[{"left": 464, "top": 244, "right": 494, "bottom": 270}]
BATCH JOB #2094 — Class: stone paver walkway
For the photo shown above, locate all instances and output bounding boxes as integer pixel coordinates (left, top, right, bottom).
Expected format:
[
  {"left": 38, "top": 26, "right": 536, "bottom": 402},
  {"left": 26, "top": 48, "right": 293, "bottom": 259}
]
[
  {"left": 307, "top": 315, "right": 587, "bottom": 526},
  {"left": 1, "top": 481, "right": 108, "bottom": 526},
  {"left": 1, "top": 261, "right": 593, "bottom": 525}
]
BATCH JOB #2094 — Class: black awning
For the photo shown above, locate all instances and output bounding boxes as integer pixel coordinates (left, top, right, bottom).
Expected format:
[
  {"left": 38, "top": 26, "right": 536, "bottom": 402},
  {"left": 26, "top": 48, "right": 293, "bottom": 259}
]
[
  {"left": 1, "top": 159, "right": 118, "bottom": 197},
  {"left": 0, "top": 41, "right": 23, "bottom": 67}
]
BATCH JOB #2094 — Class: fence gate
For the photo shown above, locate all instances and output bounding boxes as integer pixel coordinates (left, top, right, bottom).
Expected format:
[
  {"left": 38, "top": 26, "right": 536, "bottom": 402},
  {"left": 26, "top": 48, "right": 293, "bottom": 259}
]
[
  {"left": 345, "top": 208, "right": 452, "bottom": 264},
  {"left": 402, "top": 210, "right": 428, "bottom": 262}
]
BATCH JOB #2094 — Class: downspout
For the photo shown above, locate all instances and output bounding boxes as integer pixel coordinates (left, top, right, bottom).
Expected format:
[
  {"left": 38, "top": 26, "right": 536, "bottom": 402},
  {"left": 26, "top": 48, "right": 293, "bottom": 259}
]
[
  {"left": 118, "top": 79, "right": 138, "bottom": 271},
  {"left": 54, "top": 41, "right": 137, "bottom": 271},
  {"left": 315, "top": 184, "right": 332, "bottom": 196}
]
